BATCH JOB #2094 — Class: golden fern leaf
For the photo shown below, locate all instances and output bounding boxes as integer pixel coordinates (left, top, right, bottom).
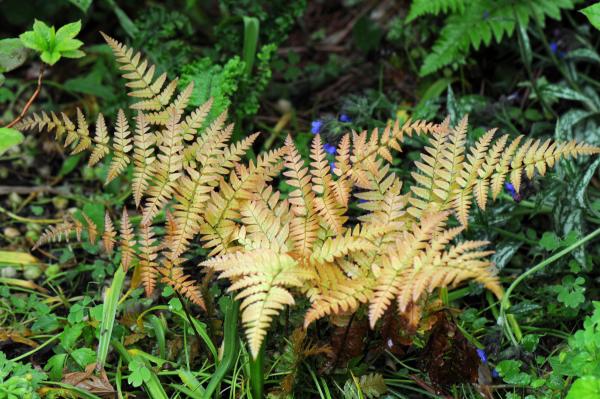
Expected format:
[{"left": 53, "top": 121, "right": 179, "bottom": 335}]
[
  {"left": 330, "top": 134, "right": 352, "bottom": 207},
  {"left": 283, "top": 136, "right": 319, "bottom": 256},
  {"left": 100, "top": 32, "right": 174, "bottom": 112},
  {"left": 201, "top": 249, "right": 312, "bottom": 357},
  {"left": 310, "top": 224, "right": 379, "bottom": 264},
  {"left": 89, "top": 114, "right": 110, "bottom": 166},
  {"left": 139, "top": 223, "right": 159, "bottom": 297},
  {"left": 303, "top": 263, "right": 374, "bottom": 328},
  {"left": 71, "top": 109, "right": 92, "bottom": 154},
  {"left": 119, "top": 208, "right": 136, "bottom": 271},
  {"left": 238, "top": 199, "right": 289, "bottom": 252},
  {"left": 102, "top": 211, "right": 116, "bottom": 255},
  {"left": 131, "top": 113, "right": 156, "bottom": 207},
  {"left": 159, "top": 259, "right": 205, "bottom": 309},
  {"left": 368, "top": 212, "right": 448, "bottom": 328},
  {"left": 142, "top": 107, "right": 184, "bottom": 225},
  {"left": 180, "top": 98, "right": 213, "bottom": 142},
  {"left": 169, "top": 166, "right": 213, "bottom": 260},
  {"left": 80, "top": 213, "right": 98, "bottom": 245},
  {"left": 33, "top": 217, "right": 75, "bottom": 250},
  {"left": 200, "top": 148, "right": 285, "bottom": 256},
  {"left": 106, "top": 109, "right": 133, "bottom": 184},
  {"left": 397, "top": 240, "right": 500, "bottom": 313},
  {"left": 310, "top": 135, "right": 347, "bottom": 234},
  {"left": 145, "top": 82, "right": 194, "bottom": 126},
  {"left": 18, "top": 110, "right": 91, "bottom": 155}
]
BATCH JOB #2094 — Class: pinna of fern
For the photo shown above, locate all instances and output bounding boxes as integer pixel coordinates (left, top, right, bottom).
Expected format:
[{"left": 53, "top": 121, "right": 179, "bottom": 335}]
[{"left": 25, "top": 34, "right": 600, "bottom": 360}]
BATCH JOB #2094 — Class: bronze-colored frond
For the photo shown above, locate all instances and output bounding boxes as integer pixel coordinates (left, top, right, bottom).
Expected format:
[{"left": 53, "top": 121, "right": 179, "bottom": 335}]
[{"left": 119, "top": 208, "right": 136, "bottom": 271}]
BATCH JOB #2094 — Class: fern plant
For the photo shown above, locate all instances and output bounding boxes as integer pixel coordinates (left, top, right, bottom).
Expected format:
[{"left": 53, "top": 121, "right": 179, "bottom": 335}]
[
  {"left": 21, "top": 35, "right": 600, "bottom": 359},
  {"left": 406, "top": 0, "right": 576, "bottom": 75}
]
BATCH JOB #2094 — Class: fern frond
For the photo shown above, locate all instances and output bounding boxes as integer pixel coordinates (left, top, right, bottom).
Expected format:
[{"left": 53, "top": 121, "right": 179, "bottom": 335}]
[
  {"left": 139, "top": 223, "right": 159, "bottom": 297},
  {"left": 159, "top": 259, "right": 205, "bottom": 309},
  {"left": 406, "top": 0, "right": 466, "bottom": 22},
  {"left": 142, "top": 107, "right": 184, "bottom": 225},
  {"left": 368, "top": 212, "right": 448, "bottom": 327},
  {"left": 310, "top": 135, "right": 347, "bottom": 234},
  {"left": 284, "top": 136, "right": 319, "bottom": 256},
  {"left": 102, "top": 211, "right": 116, "bottom": 255},
  {"left": 33, "top": 217, "right": 75, "bottom": 250},
  {"left": 80, "top": 213, "right": 98, "bottom": 245},
  {"left": 100, "top": 32, "right": 172, "bottom": 111},
  {"left": 106, "top": 109, "right": 133, "bottom": 184},
  {"left": 119, "top": 208, "right": 136, "bottom": 271},
  {"left": 304, "top": 263, "right": 374, "bottom": 328},
  {"left": 131, "top": 113, "right": 156, "bottom": 207},
  {"left": 239, "top": 199, "right": 289, "bottom": 252},
  {"left": 89, "top": 114, "right": 109, "bottom": 166},
  {"left": 201, "top": 249, "right": 312, "bottom": 357},
  {"left": 200, "top": 148, "right": 285, "bottom": 256}
]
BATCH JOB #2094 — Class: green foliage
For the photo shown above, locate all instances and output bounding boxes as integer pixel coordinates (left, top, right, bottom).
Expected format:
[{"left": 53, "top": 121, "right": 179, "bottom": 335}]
[
  {"left": 19, "top": 20, "right": 84, "bottom": 65},
  {"left": 0, "top": 128, "right": 24, "bottom": 155},
  {"left": 407, "top": 0, "right": 576, "bottom": 76},
  {"left": 581, "top": 2, "right": 600, "bottom": 31},
  {"left": 0, "top": 38, "right": 27, "bottom": 86},
  {"left": 567, "top": 376, "right": 600, "bottom": 399},
  {"left": 0, "top": 352, "right": 46, "bottom": 399}
]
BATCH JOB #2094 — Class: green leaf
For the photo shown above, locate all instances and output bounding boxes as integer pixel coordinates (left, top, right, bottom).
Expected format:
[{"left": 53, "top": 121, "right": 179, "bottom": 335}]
[
  {"left": 128, "top": 358, "right": 152, "bottom": 387},
  {"left": 496, "top": 359, "right": 531, "bottom": 385},
  {"left": 556, "top": 275, "right": 586, "bottom": 309},
  {"left": 55, "top": 21, "right": 82, "bottom": 42},
  {"left": 567, "top": 376, "right": 600, "bottom": 399},
  {"left": 19, "top": 31, "right": 46, "bottom": 52},
  {"left": 32, "top": 20, "right": 55, "bottom": 47},
  {"left": 61, "top": 49, "right": 85, "bottom": 59},
  {"left": 539, "top": 232, "right": 560, "bottom": 251},
  {"left": 70, "top": 348, "right": 96, "bottom": 368},
  {"left": 0, "top": 127, "right": 24, "bottom": 155},
  {"left": 59, "top": 153, "right": 83, "bottom": 176},
  {"left": 581, "top": 3, "right": 600, "bottom": 31},
  {"left": 45, "top": 354, "right": 67, "bottom": 380},
  {"left": 68, "top": 0, "right": 93, "bottom": 12},
  {"left": 0, "top": 38, "right": 28, "bottom": 73},
  {"left": 60, "top": 323, "right": 84, "bottom": 348},
  {"left": 55, "top": 38, "right": 83, "bottom": 53},
  {"left": 40, "top": 50, "right": 61, "bottom": 65}
]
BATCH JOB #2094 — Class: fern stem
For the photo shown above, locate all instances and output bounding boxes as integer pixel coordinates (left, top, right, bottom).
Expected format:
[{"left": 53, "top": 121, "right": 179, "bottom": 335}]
[
  {"left": 499, "top": 226, "right": 600, "bottom": 345},
  {"left": 249, "top": 340, "right": 265, "bottom": 399}
]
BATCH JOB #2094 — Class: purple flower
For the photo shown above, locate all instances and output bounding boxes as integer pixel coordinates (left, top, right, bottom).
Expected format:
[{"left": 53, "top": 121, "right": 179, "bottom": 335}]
[
  {"left": 549, "top": 42, "right": 559, "bottom": 55},
  {"left": 492, "top": 369, "right": 500, "bottom": 378},
  {"left": 330, "top": 161, "right": 336, "bottom": 171},
  {"left": 504, "top": 182, "right": 522, "bottom": 202},
  {"left": 476, "top": 348, "right": 488, "bottom": 363},
  {"left": 339, "top": 114, "right": 351, "bottom": 123},
  {"left": 311, "top": 120, "right": 323, "bottom": 134},
  {"left": 323, "top": 143, "right": 336, "bottom": 155}
]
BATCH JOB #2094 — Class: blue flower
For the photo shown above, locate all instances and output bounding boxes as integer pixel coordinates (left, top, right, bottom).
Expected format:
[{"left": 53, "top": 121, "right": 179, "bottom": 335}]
[
  {"left": 482, "top": 10, "right": 490, "bottom": 20},
  {"left": 476, "top": 348, "right": 488, "bottom": 364},
  {"left": 311, "top": 120, "right": 323, "bottom": 134},
  {"left": 549, "top": 42, "right": 559, "bottom": 55},
  {"left": 323, "top": 143, "right": 336, "bottom": 155},
  {"left": 330, "top": 161, "right": 336, "bottom": 171},
  {"left": 504, "top": 182, "right": 522, "bottom": 202},
  {"left": 339, "top": 114, "right": 351, "bottom": 123},
  {"left": 492, "top": 369, "right": 499, "bottom": 378}
]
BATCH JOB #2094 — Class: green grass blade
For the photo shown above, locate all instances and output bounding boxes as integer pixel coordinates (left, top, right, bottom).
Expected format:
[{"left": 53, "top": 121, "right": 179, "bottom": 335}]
[
  {"left": 242, "top": 16, "right": 259, "bottom": 76},
  {"left": 96, "top": 265, "right": 126, "bottom": 371}
]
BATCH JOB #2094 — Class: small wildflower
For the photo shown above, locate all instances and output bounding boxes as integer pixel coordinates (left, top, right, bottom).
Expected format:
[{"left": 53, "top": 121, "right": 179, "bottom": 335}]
[
  {"left": 323, "top": 143, "right": 336, "bottom": 155},
  {"left": 311, "top": 120, "right": 323, "bottom": 134},
  {"left": 330, "top": 161, "right": 336, "bottom": 171},
  {"left": 549, "top": 42, "right": 559, "bottom": 55},
  {"left": 492, "top": 369, "right": 499, "bottom": 378},
  {"left": 339, "top": 114, "right": 351, "bottom": 123},
  {"left": 476, "top": 348, "right": 488, "bottom": 364},
  {"left": 504, "top": 182, "right": 522, "bottom": 202}
]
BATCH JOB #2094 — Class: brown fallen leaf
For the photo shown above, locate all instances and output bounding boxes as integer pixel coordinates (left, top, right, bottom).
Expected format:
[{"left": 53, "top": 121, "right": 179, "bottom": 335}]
[{"left": 62, "top": 363, "right": 116, "bottom": 399}]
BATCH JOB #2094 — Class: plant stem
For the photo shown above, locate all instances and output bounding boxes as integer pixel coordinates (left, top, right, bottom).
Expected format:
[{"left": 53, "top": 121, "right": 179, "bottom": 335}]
[
  {"left": 5, "top": 65, "right": 45, "bottom": 129},
  {"left": 499, "top": 226, "right": 600, "bottom": 345},
  {"left": 249, "top": 341, "right": 265, "bottom": 399}
]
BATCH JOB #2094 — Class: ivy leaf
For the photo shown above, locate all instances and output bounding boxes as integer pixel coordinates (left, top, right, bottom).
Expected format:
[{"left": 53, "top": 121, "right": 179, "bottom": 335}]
[{"left": 581, "top": 3, "right": 600, "bottom": 31}]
